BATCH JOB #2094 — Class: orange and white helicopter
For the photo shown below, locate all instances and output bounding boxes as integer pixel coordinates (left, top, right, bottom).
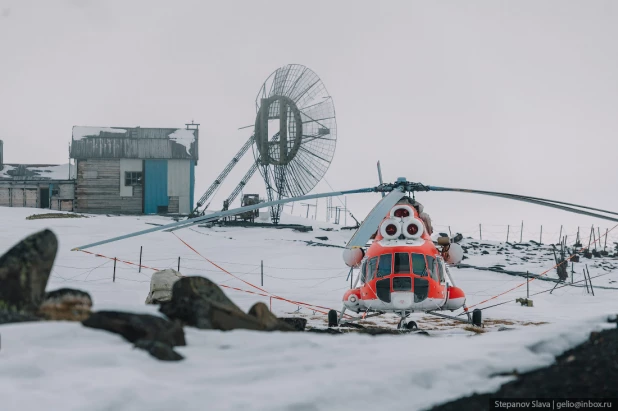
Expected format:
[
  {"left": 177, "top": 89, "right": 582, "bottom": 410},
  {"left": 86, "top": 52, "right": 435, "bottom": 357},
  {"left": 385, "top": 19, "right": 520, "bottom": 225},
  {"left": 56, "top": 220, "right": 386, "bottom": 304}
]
[
  {"left": 333, "top": 194, "right": 469, "bottom": 330},
  {"left": 74, "top": 177, "right": 618, "bottom": 330}
]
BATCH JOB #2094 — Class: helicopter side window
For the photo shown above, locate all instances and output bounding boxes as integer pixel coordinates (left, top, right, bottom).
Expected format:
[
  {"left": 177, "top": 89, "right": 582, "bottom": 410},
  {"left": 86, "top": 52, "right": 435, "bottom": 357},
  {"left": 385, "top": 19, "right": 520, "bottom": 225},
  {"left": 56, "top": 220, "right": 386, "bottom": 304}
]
[
  {"left": 393, "top": 253, "right": 410, "bottom": 273},
  {"left": 437, "top": 258, "right": 445, "bottom": 283},
  {"left": 377, "top": 254, "right": 392, "bottom": 277},
  {"left": 426, "top": 255, "right": 439, "bottom": 282},
  {"left": 412, "top": 253, "right": 427, "bottom": 277},
  {"left": 366, "top": 257, "right": 377, "bottom": 282}
]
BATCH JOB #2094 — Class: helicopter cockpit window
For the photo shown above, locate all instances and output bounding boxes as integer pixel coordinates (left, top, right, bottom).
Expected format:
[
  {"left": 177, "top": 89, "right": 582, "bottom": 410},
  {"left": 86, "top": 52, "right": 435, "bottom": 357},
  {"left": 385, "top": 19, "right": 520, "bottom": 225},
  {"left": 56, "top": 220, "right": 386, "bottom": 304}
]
[
  {"left": 412, "top": 253, "right": 427, "bottom": 276},
  {"left": 437, "top": 258, "right": 445, "bottom": 283},
  {"left": 366, "top": 257, "right": 377, "bottom": 282},
  {"left": 426, "top": 255, "right": 439, "bottom": 282},
  {"left": 360, "top": 261, "right": 367, "bottom": 283},
  {"left": 393, "top": 253, "right": 410, "bottom": 273},
  {"left": 377, "top": 254, "right": 392, "bottom": 277}
]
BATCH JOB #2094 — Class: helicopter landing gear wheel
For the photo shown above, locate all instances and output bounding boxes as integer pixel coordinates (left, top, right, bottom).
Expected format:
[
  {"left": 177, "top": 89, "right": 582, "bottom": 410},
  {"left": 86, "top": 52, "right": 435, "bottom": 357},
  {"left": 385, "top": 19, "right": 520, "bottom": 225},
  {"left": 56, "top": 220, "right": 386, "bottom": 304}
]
[
  {"left": 328, "top": 310, "right": 338, "bottom": 327},
  {"left": 405, "top": 321, "right": 418, "bottom": 330}
]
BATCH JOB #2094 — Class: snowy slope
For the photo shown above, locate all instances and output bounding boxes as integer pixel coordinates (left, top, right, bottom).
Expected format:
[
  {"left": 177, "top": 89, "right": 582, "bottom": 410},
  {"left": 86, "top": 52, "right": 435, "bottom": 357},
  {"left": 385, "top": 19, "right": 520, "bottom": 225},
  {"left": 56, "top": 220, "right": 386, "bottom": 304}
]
[{"left": 0, "top": 208, "right": 617, "bottom": 411}]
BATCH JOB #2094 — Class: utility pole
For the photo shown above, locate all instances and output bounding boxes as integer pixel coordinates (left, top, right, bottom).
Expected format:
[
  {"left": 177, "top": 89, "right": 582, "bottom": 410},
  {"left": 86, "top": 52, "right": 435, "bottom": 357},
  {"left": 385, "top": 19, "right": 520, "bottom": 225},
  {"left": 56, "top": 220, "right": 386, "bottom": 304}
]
[
  {"left": 301, "top": 202, "right": 316, "bottom": 219},
  {"left": 520, "top": 221, "right": 524, "bottom": 243}
]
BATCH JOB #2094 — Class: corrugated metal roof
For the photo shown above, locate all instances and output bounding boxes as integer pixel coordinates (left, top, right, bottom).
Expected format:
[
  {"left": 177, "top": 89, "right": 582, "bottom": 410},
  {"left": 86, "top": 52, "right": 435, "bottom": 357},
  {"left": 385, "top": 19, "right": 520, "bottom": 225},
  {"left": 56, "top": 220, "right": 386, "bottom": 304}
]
[
  {"left": 0, "top": 164, "right": 75, "bottom": 181},
  {"left": 70, "top": 126, "right": 199, "bottom": 161}
]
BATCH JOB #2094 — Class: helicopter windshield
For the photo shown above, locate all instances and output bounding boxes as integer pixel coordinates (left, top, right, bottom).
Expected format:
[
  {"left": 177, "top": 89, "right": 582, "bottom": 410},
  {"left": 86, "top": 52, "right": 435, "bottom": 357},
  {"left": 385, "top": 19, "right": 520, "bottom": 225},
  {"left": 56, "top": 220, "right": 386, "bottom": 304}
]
[
  {"left": 377, "top": 254, "right": 392, "bottom": 277},
  {"left": 393, "top": 253, "right": 410, "bottom": 273},
  {"left": 412, "top": 253, "right": 427, "bottom": 276},
  {"left": 366, "top": 257, "right": 377, "bottom": 282}
]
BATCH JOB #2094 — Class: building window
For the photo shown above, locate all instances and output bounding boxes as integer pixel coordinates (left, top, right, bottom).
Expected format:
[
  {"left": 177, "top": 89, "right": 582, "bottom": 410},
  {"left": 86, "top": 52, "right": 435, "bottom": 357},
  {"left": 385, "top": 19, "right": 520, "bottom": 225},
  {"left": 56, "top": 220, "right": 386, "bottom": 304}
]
[{"left": 125, "top": 171, "right": 142, "bottom": 186}]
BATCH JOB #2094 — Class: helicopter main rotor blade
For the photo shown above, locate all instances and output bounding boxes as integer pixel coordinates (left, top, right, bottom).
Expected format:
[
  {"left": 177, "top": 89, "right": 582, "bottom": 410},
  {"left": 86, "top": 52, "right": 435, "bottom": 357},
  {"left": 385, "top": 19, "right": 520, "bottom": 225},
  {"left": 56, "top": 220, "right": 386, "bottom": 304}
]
[
  {"left": 73, "top": 186, "right": 377, "bottom": 251},
  {"left": 428, "top": 186, "right": 618, "bottom": 223},
  {"left": 346, "top": 189, "right": 406, "bottom": 249}
]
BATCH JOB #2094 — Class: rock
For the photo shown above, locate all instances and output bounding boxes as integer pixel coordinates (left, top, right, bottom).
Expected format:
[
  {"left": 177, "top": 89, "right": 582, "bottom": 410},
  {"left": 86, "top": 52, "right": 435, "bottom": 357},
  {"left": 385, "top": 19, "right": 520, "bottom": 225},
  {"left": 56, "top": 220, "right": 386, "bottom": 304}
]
[
  {"left": 247, "top": 303, "right": 294, "bottom": 331},
  {"left": 280, "top": 317, "right": 308, "bottom": 331},
  {"left": 145, "top": 269, "right": 183, "bottom": 304},
  {"left": 315, "top": 236, "right": 329, "bottom": 241},
  {"left": 160, "top": 276, "right": 297, "bottom": 332},
  {"left": 82, "top": 311, "right": 186, "bottom": 347},
  {"left": 133, "top": 339, "right": 184, "bottom": 361},
  {"left": 0, "top": 229, "right": 57, "bottom": 322},
  {"left": 39, "top": 288, "right": 92, "bottom": 321}
]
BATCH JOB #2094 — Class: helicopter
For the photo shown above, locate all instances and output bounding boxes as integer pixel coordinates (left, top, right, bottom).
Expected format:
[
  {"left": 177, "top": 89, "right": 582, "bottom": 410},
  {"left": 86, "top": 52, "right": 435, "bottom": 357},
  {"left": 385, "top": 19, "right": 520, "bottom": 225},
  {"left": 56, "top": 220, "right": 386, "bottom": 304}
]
[{"left": 73, "top": 177, "right": 618, "bottom": 330}]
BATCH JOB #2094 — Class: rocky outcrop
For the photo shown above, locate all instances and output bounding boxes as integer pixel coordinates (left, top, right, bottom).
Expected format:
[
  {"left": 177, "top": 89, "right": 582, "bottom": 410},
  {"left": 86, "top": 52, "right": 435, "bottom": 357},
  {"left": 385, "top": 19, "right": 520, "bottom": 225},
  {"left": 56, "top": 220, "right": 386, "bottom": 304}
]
[
  {"left": 82, "top": 311, "right": 186, "bottom": 361},
  {"left": 0, "top": 229, "right": 57, "bottom": 324},
  {"left": 39, "top": 288, "right": 92, "bottom": 321},
  {"left": 160, "top": 276, "right": 295, "bottom": 332}
]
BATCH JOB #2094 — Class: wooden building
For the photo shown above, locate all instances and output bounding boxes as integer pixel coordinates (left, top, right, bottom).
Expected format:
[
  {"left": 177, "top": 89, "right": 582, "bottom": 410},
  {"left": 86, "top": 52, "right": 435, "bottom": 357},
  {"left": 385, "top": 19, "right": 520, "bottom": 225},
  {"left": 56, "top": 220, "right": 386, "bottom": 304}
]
[
  {"left": 0, "top": 141, "right": 76, "bottom": 210},
  {"left": 70, "top": 125, "right": 199, "bottom": 215}
]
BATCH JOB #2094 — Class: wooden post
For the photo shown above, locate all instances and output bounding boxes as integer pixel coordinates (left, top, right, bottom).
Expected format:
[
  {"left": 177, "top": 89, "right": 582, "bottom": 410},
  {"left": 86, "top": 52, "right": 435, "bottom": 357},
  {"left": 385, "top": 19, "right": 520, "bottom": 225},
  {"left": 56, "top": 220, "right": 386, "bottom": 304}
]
[
  {"left": 479, "top": 224, "right": 482, "bottom": 241},
  {"left": 583, "top": 269, "right": 590, "bottom": 293},
  {"left": 448, "top": 226, "right": 452, "bottom": 237},
  {"left": 576, "top": 226, "right": 580, "bottom": 246},
  {"left": 597, "top": 227, "right": 602, "bottom": 251},
  {"left": 177, "top": 257, "right": 180, "bottom": 272},
  {"left": 558, "top": 225, "right": 563, "bottom": 245},
  {"left": 113, "top": 258, "right": 117, "bottom": 282},
  {"left": 571, "top": 262, "right": 574, "bottom": 284},
  {"left": 588, "top": 225, "right": 593, "bottom": 249},
  {"left": 139, "top": 246, "right": 143, "bottom": 273},
  {"left": 605, "top": 228, "right": 608, "bottom": 252},
  {"left": 526, "top": 271, "right": 529, "bottom": 298},
  {"left": 506, "top": 225, "right": 510, "bottom": 243},
  {"left": 520, "top": 221, "right": 523, "bottom": 243},
  {"left": 540, "top": 225, "right": 543, "bottom": 245},
  {"left": 261, "top": 260, "right": 264, "bottom": 286},
  {"left": 269, "top": 296, "right": 272, "bottom": 311}
]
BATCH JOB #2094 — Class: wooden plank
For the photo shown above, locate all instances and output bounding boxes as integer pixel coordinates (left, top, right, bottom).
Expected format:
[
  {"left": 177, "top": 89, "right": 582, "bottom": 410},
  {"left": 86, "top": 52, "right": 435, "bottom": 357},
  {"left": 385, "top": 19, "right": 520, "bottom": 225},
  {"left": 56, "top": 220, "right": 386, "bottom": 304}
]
[
  {"left": 24, "top": 189, "right": 37, "bottom": 208},
  {"left": 0, "top": 188, "right": 10, "bottom": 207}
]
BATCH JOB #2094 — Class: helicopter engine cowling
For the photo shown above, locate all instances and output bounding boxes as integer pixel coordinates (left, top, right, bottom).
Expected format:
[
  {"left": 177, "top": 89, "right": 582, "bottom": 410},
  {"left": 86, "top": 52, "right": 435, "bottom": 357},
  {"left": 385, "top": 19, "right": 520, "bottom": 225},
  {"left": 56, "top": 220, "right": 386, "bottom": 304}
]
[
  {"left": 444, "top": 286, "right": 466, "bottom": 310},
  {"left": 401, "top": 217, "right": 424, "bottom": 240},
  {"left": 342, "top": 248, "right": 364, "bottom": 267},
  {"left": 446, "top": 243, "right": 464, "bottom": 264},
  {"left": 380, "top": 218, "right": 401, "bottom": 240}
]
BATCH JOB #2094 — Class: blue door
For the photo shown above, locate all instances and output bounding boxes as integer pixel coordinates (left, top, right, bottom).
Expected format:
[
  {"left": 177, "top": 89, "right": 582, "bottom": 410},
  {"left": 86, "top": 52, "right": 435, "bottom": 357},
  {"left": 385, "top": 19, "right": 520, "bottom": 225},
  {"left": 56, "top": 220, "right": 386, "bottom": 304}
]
[{"left": 144, "top": 160, "right": 168, "bottom": 214}]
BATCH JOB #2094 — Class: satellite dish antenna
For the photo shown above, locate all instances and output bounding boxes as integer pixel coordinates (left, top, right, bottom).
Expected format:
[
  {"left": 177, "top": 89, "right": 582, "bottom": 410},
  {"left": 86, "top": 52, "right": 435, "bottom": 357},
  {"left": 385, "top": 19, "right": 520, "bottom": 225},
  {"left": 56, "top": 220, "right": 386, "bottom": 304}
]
[{"left": 252, "top": 64, "right": 337, "bottom": 224}]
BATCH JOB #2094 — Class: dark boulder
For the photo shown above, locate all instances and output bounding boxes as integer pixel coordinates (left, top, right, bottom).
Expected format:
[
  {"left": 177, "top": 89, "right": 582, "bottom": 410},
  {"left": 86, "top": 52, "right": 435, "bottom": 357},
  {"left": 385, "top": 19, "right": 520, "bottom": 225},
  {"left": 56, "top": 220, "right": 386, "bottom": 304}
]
[
  {"left": 280, "top": 317, "right": 308, "bottom": 331},
  {"left": 160, "top": 276, "right": 296, "bottom": 332},
  {"left": 82, "top": 311, "right": 185, "bottom": 361},
  {"left": 0, "top": 229, "right": 57, "bottom": 323}
]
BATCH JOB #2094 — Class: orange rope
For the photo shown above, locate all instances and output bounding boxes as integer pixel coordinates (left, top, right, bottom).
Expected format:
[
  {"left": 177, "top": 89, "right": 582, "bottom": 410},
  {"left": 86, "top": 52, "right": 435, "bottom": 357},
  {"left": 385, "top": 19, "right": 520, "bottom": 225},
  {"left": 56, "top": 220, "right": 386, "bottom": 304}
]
[{"left": 466, "top": 223, "right": 618, "bottom": 309}]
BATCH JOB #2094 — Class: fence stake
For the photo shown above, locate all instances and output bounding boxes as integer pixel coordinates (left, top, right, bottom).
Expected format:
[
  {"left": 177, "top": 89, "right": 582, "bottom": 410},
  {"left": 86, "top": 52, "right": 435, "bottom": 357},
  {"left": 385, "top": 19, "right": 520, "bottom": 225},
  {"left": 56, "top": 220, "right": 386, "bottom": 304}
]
[
  {"left": 479, "top": 224, "right": 482, "bottom": 241},
  {"left": 588, "top": 225, "right": 593, "bottom": 249},
  {"left": 177, "top": 256, "right": 180, "bottom": 272},
  {"left": 506, "top": 225, "right": 510, "bottom": 243},
  {"left": 139, "top": 246, "right": 143, "bottom": 273},
  {"left": 605, "top": 228, "right": 608, "bottom": 252},
  {"left": 540, "top": 225, "right": 543, "bottom": 245},
  {"left": 526, "top": 271, "right": 529, "bottom": 298},
  {"left": 269, "top": 296, "right": 272, "bottom": 311},
  {"left": 520, "top": 221, "right": 523, "bottom": 243},
  {"left": 571, "top": 262, "right": 574, "bottom": 284},
  {"left": 586, "top": 265, "right": 595, "bottom": 296},
  {"left": 261, "top": 260, "right": 264, "bottom": 286},
  {"left": 448, "top": 226, "right": 452, "bottom": 237},
  {"left": 113, "top": 257, "right": 117, "bottom": 282},
  {"left": 583, "top": 269, "right": 590, "bottom": 293},
  {"left": 597, "top": 227, "right": 602, "bottom": 251},
  {"left": 558, "top": 225, "right": 563, "bottom": 245}
]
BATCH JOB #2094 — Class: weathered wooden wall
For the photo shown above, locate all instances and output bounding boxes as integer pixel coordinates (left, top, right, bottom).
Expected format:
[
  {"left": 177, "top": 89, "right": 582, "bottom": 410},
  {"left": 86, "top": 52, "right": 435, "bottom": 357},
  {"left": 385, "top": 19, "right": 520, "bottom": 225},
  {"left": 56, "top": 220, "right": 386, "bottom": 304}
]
[{"left": 75, "top": 159, "right": 142, "bottom": 214}]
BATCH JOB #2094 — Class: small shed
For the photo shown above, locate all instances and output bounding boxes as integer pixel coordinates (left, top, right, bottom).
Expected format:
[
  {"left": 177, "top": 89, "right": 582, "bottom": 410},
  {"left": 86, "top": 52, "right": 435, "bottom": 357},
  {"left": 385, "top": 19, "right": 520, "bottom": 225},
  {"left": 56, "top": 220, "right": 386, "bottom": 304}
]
[{"left": 70, "top": 125, "right": 199, "bottom": 215}]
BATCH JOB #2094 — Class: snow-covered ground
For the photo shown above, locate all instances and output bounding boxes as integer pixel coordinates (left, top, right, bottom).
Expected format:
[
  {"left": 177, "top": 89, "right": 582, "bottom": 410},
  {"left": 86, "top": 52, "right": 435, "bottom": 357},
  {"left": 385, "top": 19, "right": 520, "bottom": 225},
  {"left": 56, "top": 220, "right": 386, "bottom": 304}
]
[{"left": 0, "top": 207, "right": 617, "bottom": 411}]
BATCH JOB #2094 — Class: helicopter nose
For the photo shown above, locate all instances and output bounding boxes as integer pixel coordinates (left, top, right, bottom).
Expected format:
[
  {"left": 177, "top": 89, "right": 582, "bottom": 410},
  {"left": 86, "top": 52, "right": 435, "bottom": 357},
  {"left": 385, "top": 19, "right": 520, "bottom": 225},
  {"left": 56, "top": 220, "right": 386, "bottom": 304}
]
[{"left": 391, "top": 292, "right": 414, "bottom": 310}]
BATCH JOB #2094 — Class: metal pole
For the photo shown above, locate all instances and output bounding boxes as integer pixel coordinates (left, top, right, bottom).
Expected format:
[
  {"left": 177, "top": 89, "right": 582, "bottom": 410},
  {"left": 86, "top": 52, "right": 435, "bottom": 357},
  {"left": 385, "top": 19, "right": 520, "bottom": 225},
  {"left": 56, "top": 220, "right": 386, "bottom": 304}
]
[
  {"left": 605, "top": 228, "right": 608, "bottom": 252},
  {"left": 139, "top": 246, "right": 143, "bottom": 273},
  {"left": 261, "top": 260, "right": 264, "bottom": 286},
  {"left": 586, "top": 265, "right": 595, "bottom": 296},
  {"left": 558, "top": 225, "right": 563, "bottom": 244},
  {"left": 506, "top": 225, "right": 510, "bottom": 243},
  {"left": 113, "top": 258, "right": 117, "bottom": 282},
  {"left": 583, "top": 269, "right": 590, "bottom": 293},
  {"left": 597, "top": 227, "right": 602, "bottom": 251},
  {"left": 350, "top": 267, "right": 353, "bottom": 289},
  {"left": 540, "top": 225, "right": 543, "bottom": 245},
  {"left": 177, "top": 256, "right": 180, "bottom": 272},
  {"left": 526, "top": 271, "right": 529, "bottom": 298},
  {"left": 448, "top": 226, "right": 452, "bottom": 237},
  {"left": 479, "top": 224, "right": 482, "bottom": 241},
  {"left": 520, "top": 221, "right": 523, "bottom": 243},
  {"left": 588, "top": 225, "right": 593, "bottom": 249},
  {"left": 571, "top": 262, "right": 573, "bottom": 284}
]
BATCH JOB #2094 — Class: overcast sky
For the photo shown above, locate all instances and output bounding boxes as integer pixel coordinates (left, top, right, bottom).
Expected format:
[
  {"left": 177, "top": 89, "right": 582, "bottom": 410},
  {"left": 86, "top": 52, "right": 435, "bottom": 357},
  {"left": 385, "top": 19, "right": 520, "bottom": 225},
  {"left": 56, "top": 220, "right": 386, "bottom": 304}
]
[{"left": 1, "top": 0, "right": 617, "bottom": 243}]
